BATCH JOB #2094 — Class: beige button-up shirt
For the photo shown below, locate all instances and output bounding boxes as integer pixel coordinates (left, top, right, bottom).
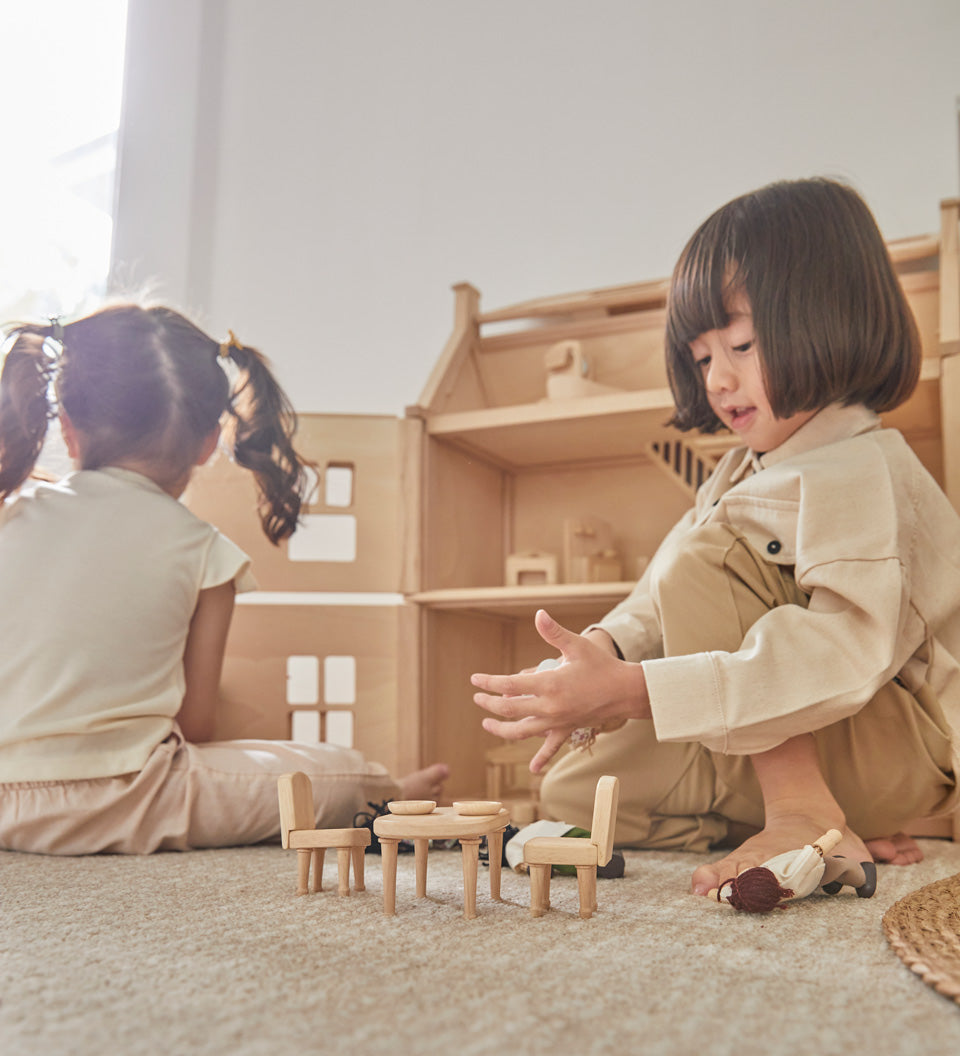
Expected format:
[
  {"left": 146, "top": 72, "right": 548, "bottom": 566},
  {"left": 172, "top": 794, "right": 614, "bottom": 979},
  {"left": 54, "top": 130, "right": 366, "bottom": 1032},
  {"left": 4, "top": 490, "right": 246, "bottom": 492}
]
[{"left": 598, "top": 403, "right": 960, "bottom": 763}]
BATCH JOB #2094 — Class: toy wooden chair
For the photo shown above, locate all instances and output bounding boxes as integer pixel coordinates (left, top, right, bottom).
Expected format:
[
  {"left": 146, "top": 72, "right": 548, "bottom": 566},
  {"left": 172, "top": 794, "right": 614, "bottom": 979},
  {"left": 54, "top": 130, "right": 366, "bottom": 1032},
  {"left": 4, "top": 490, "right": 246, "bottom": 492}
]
[
  {"left": 277, "top": 771, "right": 371, "bottom": 896},
  {"left": 523, "top": 774, "right": 620, "bottom": 919}
]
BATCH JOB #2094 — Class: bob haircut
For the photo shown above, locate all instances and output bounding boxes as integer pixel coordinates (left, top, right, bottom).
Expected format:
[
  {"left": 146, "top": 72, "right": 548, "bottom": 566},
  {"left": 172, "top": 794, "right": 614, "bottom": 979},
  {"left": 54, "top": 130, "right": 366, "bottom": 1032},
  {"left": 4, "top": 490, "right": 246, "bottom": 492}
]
[{"left": 665, "top": 177, "right": 922, "bottom": 433}]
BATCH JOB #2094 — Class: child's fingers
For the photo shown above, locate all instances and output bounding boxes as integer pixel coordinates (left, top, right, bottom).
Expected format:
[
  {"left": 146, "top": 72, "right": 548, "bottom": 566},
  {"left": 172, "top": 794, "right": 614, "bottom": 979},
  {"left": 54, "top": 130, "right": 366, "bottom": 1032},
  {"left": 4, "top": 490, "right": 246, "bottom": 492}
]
[
  {"left": 529, "top": 729, "right": 571, "bottom": 772},
  {"left": 481, "top": 714, "right": 552, "bottom": 740},
  {"left": 474, "top": 689, "right": 542, "bottom": 719},
  {"left": 470, "top": 671, "right": 541, "bottom": 700}
]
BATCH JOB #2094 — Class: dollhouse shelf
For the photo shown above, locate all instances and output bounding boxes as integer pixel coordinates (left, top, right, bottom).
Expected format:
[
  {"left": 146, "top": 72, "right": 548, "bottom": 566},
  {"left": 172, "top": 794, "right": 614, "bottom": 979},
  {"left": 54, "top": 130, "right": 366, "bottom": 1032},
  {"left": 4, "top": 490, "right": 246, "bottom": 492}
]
[
  {"left": 409, "top": 582, "right": 634, "bottom": 620},
  {"left": 424, "top": 389, "right": 679, "bottom": 469}
]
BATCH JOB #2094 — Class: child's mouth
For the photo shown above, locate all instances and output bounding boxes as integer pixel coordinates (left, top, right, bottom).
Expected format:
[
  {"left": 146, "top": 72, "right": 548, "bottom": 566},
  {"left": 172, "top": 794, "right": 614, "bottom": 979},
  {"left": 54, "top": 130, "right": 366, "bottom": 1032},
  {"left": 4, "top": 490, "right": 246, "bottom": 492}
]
[{"left": 727, "top": 406, "right": 756, "bottom": 430}]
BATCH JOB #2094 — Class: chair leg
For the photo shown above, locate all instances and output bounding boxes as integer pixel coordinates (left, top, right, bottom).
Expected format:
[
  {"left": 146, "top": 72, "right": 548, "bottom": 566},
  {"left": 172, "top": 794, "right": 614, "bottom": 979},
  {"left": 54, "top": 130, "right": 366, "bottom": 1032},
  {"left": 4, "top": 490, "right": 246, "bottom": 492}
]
[
  {"left": 352, "top": 845, "right": 366, "bottom": 891},
  {"left": 311, "top": 848, "right": 325, "bottom": 893},
  {"left": 576, "top": 865, "right": 596, "bottom": 919},
  {"left": 337, "top": 846, "right": 351, "bottom": 896},
  {"left": 529, "top": 863, "right": 550, "bottom": 917},
  {"left": 296, "top": 848, "right": 312, "bottom": 896}
]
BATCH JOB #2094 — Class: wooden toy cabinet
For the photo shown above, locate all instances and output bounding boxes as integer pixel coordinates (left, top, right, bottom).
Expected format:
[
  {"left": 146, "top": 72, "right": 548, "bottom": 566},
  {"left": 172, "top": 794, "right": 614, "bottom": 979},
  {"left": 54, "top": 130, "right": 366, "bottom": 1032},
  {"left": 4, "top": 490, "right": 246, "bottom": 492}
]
[{"left": 186, "top": 198, "right": 960, "bottom": 812}]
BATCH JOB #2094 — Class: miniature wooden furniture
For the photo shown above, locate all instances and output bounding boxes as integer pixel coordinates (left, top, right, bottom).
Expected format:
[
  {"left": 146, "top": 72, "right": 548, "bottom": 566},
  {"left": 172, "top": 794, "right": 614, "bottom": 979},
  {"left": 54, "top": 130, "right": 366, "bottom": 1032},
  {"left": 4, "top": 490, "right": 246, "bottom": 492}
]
[
  {"left": 485, "top": 740, "right": 549, "bottom": 825},
  {"left": 505, "top": 551, "right": 558, "bottom": 586},
  {"left": 545, "top": 339, "right": 624, "bottom": 399},
  {"left": 523, "top": 775, "right": 620, "bottom": 919},
  {"left": 277, "top": 771, "right": 371, "bottom": 896},
  {"left": 372, "top": 804, "right": 511, "bottom": 919}
]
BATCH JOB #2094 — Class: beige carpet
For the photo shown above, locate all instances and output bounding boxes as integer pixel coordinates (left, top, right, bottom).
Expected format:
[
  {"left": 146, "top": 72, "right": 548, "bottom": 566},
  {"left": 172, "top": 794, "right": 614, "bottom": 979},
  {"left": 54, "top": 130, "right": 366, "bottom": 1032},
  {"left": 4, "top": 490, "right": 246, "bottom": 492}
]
[{"left": 3, "top": 838, "right": 960, "bottom": 1056}]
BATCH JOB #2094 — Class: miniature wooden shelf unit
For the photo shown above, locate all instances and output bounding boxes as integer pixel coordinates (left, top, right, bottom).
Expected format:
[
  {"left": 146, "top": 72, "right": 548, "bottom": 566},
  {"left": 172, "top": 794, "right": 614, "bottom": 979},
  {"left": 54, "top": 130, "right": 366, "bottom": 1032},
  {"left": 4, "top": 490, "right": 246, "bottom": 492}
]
[{"left": 188, "top": 199, "right": 960, "bottom": 834}]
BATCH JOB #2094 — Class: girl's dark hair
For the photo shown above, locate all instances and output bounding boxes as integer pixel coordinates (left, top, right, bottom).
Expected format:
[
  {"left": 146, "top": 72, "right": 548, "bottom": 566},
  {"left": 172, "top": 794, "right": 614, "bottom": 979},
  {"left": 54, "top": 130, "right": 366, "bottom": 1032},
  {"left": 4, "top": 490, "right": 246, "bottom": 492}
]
[
  {"left": 665, "top": 177, "right": 922, "bottom": 432},
  {"left": 0, "top": 304, "right": 313, "bottom": 543}
]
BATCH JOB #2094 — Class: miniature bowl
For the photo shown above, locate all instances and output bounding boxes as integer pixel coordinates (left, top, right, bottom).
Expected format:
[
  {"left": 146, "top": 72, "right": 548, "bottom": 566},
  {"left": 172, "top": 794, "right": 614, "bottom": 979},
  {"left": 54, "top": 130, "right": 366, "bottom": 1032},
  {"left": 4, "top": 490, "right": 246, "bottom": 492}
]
[
  {"left": 386, "top": 800, "right": 436, "bottom": 815},
  {"left": 452, "top": 800, "right": 503, "bottom": 816}
]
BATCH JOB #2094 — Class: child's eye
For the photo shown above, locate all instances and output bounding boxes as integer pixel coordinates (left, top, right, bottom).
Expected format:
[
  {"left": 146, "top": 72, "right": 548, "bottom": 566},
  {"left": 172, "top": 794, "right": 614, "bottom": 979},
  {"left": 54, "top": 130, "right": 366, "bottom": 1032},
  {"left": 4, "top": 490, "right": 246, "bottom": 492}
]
[
  {"left": 732, "top": 341, "right": 754, "bottom": 353},
  {"left": 693, "top": 355, "right": 710, "bottom": 372}
]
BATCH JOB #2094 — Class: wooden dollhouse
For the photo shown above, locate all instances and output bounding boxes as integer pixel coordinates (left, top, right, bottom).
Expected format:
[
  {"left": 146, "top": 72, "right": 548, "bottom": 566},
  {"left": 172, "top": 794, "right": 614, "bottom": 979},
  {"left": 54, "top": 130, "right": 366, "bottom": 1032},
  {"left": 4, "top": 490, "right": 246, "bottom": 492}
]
[{"left": 185, "top": 197, "right": 960, "bottom": 821}]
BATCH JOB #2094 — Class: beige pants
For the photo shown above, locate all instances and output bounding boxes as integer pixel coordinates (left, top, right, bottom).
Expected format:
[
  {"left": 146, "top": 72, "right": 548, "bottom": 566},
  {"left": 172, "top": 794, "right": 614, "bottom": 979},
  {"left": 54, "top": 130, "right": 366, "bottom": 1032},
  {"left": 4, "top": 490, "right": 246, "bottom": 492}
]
[
  {"left": 540, "top": 523, "right": 957, "bottom": 851},
  {"left": 0, "top": 726, "right": 399, "bottom": 855}
]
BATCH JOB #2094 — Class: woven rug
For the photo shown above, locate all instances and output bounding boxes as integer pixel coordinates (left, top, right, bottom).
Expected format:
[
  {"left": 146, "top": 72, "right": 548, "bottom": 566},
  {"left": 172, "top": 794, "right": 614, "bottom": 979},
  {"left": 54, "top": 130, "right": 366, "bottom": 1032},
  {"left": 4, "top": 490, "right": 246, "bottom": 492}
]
[{"left": 883, "top": 871, "right": 960, "bottom": 1003}]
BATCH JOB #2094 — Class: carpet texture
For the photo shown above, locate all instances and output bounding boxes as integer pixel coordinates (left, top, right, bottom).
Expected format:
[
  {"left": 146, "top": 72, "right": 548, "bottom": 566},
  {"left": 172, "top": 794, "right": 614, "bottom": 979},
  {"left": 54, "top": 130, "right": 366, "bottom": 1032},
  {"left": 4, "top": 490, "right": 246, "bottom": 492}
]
[{"left": 3, "top": 838, "right": 960, "bottom": 1055}]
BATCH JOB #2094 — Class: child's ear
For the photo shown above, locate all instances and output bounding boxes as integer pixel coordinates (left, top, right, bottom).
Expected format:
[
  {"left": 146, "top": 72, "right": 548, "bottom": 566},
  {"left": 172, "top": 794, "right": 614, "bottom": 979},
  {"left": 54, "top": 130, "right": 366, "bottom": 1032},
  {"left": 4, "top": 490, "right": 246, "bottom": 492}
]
[
  {"left": 60, "top": 412, "right": 80, "bottom": 459},
  {"left": 196, "top": 426, "right": 221, "bottom": 466}
]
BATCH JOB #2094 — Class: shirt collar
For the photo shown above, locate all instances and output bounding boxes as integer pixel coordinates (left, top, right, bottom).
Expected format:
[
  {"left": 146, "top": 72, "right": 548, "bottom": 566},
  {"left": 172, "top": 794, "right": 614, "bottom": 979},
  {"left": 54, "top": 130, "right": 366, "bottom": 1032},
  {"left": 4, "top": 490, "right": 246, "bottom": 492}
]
[{"left": 726, "top": 403, "right": 881, "bottom": 484}]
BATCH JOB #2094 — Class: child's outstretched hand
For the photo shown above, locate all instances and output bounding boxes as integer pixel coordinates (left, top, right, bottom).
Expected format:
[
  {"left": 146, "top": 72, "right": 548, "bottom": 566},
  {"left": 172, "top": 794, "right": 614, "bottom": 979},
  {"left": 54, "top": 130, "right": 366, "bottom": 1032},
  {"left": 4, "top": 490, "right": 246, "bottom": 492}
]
[{"left": 471, "top": 609, "right": 650, "bottom": 772}]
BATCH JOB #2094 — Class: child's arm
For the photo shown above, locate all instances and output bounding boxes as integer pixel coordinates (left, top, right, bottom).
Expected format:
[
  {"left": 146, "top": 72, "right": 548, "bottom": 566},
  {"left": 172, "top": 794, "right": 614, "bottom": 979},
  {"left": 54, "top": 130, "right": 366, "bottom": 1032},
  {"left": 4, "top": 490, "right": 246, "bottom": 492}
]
[
  {"left": 176, "top": 581, "right": 236, "bottom": 743},
  {"left": 472, "top": 609, "right": 651, "bottom": 772}
]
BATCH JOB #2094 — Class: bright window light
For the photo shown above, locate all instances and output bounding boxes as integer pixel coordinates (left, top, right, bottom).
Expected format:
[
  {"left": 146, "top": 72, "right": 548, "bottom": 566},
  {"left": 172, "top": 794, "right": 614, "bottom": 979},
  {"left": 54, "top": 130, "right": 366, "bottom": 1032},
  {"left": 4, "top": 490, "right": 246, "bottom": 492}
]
[{"left": 0, "top": 1, "right": 128, "bottom": 322}]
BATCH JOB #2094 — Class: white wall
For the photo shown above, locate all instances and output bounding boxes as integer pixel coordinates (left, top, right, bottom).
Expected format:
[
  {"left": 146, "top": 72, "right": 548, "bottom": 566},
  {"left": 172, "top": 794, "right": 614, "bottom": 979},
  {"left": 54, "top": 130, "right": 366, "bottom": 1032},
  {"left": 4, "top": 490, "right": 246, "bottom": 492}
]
[{"left": 112, "top": 0, "right": 960, "bottom": 415}]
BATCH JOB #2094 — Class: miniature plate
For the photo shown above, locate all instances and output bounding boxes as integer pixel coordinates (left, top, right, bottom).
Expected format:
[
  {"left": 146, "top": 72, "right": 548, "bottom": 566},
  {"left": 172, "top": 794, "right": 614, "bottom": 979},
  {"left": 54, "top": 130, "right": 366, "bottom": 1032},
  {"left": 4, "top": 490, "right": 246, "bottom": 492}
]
[
  {"left": 453, "top": 800, "right": 503, "bottom": 816},
  {"left": 386, "top": 800, "right": 436, "bottom": 815}
]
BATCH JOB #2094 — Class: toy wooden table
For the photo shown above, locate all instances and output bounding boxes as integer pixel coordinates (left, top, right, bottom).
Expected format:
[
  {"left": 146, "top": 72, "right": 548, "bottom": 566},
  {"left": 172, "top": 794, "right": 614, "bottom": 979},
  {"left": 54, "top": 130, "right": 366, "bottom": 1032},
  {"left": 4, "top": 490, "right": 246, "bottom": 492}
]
[{"left": 373, "top": 805, "right": 511, "bottom": 919}]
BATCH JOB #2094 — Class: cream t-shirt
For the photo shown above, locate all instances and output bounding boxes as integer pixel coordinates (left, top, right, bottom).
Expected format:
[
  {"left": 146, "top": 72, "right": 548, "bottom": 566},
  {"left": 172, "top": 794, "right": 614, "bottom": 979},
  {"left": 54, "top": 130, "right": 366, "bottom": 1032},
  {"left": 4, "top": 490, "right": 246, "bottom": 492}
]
[{"left": 0, "top": 467, "right": 255, "bottom": 782}]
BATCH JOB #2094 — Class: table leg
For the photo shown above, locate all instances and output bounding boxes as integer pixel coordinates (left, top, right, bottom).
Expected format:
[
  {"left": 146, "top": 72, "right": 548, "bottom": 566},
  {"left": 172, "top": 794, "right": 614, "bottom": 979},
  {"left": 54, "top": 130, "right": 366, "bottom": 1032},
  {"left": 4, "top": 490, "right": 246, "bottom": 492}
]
[
  {"left": 414, "top": 838, "right": 429, "bottom": 898},
  {"left": 487, "top": 828, "right": 504, "bottom": 901},
  {"left": 380, "top": 838, "right": 399, "bottom": 915},
  {"left": 460, "top": 837, "right": 481, "bottom": 920}
]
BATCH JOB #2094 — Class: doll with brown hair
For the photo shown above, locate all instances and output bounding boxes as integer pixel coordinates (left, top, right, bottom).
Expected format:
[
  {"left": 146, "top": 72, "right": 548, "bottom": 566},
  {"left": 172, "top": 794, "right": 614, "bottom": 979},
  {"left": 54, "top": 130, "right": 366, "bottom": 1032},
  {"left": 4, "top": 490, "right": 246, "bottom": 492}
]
[
  {"left": 0, "top": 304, "right": 446, "bottom": 854},
  {"left": 472, "top": 178, "right": 960, "bottom": 900}
]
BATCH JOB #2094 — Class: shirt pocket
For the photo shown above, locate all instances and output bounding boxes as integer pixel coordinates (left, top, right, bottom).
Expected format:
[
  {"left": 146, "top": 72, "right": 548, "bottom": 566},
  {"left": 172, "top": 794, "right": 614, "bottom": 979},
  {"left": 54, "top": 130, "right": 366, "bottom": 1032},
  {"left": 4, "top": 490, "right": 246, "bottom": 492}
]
[{"left": 714, "top": 495, "right": 799, "bottom": 566}]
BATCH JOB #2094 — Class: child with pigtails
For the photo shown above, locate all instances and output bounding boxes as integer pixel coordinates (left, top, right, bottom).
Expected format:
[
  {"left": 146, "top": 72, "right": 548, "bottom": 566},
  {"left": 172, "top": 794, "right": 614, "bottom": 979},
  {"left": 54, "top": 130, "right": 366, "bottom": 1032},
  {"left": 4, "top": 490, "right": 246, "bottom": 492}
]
[{"left": 0, "top": 304, "right": 446, "bottom": 854}]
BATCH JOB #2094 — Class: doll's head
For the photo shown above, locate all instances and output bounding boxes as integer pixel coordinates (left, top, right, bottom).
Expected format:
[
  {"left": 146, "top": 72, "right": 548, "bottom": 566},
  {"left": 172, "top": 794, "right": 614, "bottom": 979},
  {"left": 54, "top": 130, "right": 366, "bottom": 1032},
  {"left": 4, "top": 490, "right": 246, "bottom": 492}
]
[{"left": 665, "top": 177, "right": 921, "bottom": 434}]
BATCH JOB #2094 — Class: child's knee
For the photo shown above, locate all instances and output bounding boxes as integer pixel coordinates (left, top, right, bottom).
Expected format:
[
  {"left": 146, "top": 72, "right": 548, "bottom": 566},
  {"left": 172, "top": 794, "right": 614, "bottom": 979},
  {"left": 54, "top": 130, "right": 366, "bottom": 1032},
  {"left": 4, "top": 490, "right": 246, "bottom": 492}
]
[{"left": 649, "top": 522, "right": 741, "bottom": 598}]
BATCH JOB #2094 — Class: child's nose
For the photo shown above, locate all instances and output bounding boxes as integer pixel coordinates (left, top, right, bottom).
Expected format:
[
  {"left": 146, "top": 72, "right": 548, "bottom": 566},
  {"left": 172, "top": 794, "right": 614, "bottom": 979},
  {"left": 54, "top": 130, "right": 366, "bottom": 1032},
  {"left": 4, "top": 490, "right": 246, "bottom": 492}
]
[{"left": 705, "top": 353, "right": 733, "bottom": 392}]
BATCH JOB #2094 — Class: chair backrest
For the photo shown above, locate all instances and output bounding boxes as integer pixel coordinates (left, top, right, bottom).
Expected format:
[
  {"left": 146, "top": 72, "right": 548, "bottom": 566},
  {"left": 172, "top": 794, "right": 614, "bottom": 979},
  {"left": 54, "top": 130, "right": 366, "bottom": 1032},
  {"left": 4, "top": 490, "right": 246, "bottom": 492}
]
[
  {"left": 277, "top": 771, "right": 316, "bottom": 849},
  {"left": 589, "top": 775, "right": 620, "bottom": 866}
]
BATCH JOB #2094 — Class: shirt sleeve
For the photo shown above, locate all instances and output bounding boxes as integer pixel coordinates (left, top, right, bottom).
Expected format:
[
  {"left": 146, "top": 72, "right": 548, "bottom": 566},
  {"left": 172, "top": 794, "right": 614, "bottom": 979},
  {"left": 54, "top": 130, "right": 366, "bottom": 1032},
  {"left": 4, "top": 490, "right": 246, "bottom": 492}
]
[
  {"left": 591, "top": 507, "right": 696, "bottom": 661},
  {"left": 643, "top": 451, "right": 915, "bottom": 755},
  {"left": 202, "top": 530, "right": 258, "bottom": 594}
]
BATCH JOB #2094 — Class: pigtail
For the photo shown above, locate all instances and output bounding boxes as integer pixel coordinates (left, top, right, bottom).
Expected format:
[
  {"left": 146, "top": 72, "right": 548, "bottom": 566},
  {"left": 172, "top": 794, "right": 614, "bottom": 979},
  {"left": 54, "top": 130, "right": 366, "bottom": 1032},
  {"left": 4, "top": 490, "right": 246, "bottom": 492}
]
[
  {"left": 221, "top": 341, "right": 315, "bottom": 544},
  {"left": 0, "top": 327, "right": 58, "bottom": 503}
]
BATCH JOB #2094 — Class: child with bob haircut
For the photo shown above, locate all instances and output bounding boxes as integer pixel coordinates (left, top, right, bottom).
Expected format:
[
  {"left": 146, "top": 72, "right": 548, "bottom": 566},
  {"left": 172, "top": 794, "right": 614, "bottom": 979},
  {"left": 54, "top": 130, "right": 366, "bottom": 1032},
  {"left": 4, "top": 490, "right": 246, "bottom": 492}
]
[
  {"left": 0, "top": 304, "right": 446, "bottom": 855},
  {"left": 472, "top": 177, "right": 960, "bottom": 897}
]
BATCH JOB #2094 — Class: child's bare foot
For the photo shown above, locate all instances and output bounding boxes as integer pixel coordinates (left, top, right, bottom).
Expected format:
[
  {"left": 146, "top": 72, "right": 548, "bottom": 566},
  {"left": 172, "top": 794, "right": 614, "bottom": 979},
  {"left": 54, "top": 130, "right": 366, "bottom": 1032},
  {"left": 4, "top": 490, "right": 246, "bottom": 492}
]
[
  {"left": 865, "top": 831, "right": 923, "bottom": 865},
  {"left": 691, "top": 811, "right": 870, "bottom": 896},
  {"left": 398, "top": 763, "right": 449, "bottom": 800}
]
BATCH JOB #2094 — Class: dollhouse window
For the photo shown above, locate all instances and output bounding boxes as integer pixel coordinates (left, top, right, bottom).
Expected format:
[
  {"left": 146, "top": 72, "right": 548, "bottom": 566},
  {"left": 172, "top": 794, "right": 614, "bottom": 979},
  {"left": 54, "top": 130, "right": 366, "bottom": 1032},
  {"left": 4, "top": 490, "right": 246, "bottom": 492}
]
[
  {"left": 323, "top": 655, "right": 356, "bottom": 704},
  {"left": 323, "top": 710, "right": 354, "bottom": 748},
  {"left": 287, "top": 654, "right": 356, "bottom": 747},
  {"left": 289, "top": 708, "right": 354, "bottom": 748},
  {"left": 286, "top": 655, "right": 320, "bottom": 704},
  {"left": 287, "top": 514, "right": 357, "bottom": 562},
  {"left": 324, "top": 463, "right": 354, "bottom": 507},
  {"left": 289, "top": 708, "right": 321, "bottom": 743}
]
